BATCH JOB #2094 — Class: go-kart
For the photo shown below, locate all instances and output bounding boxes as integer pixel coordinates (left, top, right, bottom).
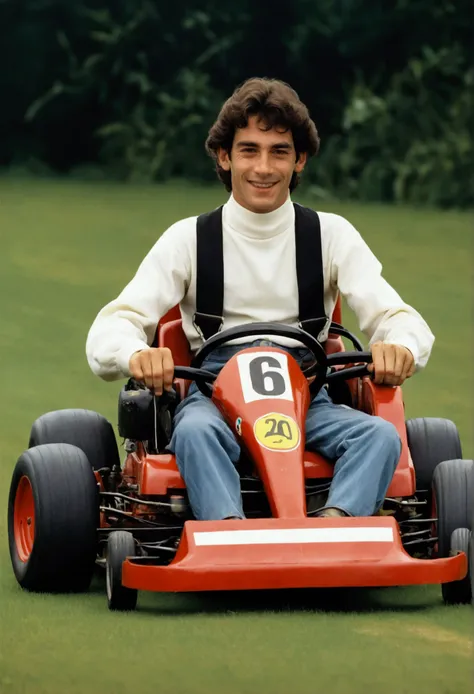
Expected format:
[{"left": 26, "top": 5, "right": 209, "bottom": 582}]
[{"left": 8, "top": 305, "right": 474, "bottom": 611}]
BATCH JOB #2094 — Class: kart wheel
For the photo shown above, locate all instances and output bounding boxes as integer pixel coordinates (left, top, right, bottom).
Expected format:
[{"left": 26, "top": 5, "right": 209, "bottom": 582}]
[
  {"left": 470, "top": 527, "right": 474, "bottom": 605},
  {"left": 432, "top": 459, "right": 474, "bottom": 603},
  {"left": 29, "top": 409, "right": 120, "bottom": 471},
  {"left": 106, "top": 531, "right": 138, "bottom": 611},
  {"left": 406, "top": 418, "right": 462, "bottom": 492},
  {"left": 8, "top": 443, "right": 98, "bottom": 592},
  {"left": 443, "top": 528, "right": 471, "bottom": 605}
]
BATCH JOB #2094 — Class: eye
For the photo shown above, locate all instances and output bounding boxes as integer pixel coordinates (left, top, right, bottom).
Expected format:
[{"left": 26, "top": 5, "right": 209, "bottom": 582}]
[{"left": 241, "top": 147, "right": 256, "bottom": 154}]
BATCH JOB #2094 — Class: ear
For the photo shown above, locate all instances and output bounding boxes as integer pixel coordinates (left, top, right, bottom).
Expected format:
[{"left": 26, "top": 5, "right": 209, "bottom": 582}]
[
  {"left": 217, "top": 147, "right": 231, "bottom": 171},
  {"left": 294, "top": 151, "right": 307, "bottom": 173}
]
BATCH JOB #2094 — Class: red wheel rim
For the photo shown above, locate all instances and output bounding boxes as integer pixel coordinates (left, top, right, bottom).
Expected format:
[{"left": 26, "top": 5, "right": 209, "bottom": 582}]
[{"left": 14, "top": 476, "right": 35, "bottom": 562}]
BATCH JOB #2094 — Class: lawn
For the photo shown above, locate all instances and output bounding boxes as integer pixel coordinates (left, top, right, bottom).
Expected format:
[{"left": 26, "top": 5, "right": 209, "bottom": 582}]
[{"left": 0, "top": 177, "right": 472, "bottom": 694}]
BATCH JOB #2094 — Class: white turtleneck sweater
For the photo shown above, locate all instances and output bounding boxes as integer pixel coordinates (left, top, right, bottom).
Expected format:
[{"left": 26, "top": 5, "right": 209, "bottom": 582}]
[{"left": 86, "top": 195, "right": 434, "bottom": 381}]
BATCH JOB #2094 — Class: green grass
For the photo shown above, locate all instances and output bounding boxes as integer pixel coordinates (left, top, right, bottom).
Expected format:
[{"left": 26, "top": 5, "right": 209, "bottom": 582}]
[{"left": 0, "top": 178, "right": 473, "bottom": 694}]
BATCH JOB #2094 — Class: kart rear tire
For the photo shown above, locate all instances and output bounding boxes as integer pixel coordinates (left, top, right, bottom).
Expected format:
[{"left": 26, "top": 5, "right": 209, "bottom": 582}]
[
  {"left": 433, "top": 459, "right": 474, "bottom": 558},
  {"left": 470, "top": 526, "right": 474, "bottom": 605},
  {"left": 432, "top": 459, "right": 474, "bottom": 604},
  {"left": 442, "top": 528, "right": 471, "bottom": 605},
  {"left": 406, "top": 418, "right": 462, "bottom": 492},
  {"left": 106, "top": 531, "right": 138, "bottom": 611},
  {"left": 29, "top": 408, "right": 120, "bottom": 471},
  {"left": 8, "top": 443, "right": 99, "bottom": 592}
]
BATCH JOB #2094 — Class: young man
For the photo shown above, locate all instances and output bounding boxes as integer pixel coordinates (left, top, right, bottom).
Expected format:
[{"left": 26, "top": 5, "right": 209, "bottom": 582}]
[{"left": 86, "top": 78, "right": 434, "bottom": 521}]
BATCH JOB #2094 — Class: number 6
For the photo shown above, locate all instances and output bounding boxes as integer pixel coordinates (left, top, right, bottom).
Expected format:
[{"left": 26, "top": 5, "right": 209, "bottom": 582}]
[{"left": 249, "top": 356, "right": 286, "bottom": 396}]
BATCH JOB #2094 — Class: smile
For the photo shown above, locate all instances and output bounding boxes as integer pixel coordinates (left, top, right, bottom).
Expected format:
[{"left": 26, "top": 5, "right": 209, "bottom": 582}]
[{"left": 248, "top": 181, "right": 277, "bottom": 189}]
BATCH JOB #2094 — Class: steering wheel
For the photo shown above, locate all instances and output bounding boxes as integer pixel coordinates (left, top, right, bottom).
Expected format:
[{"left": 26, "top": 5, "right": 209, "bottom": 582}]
[{"left": 173, "top": 321, "right": 373, "bottom": 398}]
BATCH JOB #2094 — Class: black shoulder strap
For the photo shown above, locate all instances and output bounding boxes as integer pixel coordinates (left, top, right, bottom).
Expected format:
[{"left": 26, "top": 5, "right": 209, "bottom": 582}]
[
  {"left": 193, "top": 206, "right": 224, "bottom": 340},
  {"left": 294, "top": 203, "right": 330, "bottom": 342}
]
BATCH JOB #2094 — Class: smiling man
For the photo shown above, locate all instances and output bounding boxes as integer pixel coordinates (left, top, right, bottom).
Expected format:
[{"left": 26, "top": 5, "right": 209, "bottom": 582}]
[{"left": 86, "top": 77, "right": 434, "bottom": 521}]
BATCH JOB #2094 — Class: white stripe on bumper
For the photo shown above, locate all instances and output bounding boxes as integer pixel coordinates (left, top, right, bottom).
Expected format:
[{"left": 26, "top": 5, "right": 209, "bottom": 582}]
[{"left": 194, "top": 527, "right": 394, "bottom": 546}]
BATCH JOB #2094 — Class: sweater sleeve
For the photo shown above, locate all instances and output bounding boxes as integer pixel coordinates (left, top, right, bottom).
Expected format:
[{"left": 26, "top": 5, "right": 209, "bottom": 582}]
[
  {"left": 328, "top": 214, "right": 435, "bottom": 370},
  {"left": 86, "top": 217, "right": 195, "bottom": 381}
]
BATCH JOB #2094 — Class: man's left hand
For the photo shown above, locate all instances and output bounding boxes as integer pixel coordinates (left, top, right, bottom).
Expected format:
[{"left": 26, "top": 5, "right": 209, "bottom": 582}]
[{"left": 368, "top": 342, "right": 415, "bottom": 386}]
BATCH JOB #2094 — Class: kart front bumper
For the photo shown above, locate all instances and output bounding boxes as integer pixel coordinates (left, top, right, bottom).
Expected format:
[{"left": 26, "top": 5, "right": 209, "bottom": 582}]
[{"left": 121, "top": 517, "right": 467, "bottom": 593}]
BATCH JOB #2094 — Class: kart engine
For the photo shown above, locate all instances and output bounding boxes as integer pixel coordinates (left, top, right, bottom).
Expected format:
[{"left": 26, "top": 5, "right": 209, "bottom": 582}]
[{"left": 118, "top": 379, "right": 178, "bottom": 451}]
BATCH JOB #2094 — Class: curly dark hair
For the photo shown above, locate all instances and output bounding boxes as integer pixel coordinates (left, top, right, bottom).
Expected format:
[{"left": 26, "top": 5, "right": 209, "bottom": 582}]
[{"left": 205, "top": 77, "right": 320, "bottom": 192}]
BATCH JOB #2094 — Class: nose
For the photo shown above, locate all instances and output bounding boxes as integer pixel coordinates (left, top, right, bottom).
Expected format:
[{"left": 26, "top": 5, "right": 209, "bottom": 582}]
[{"left": 253, "top": 151, "right": 272, "bottom": 177}]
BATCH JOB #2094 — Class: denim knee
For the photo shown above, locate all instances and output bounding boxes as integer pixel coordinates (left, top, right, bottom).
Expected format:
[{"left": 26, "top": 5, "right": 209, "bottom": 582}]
[
  {"left": 370, "top": 417, "right": 402, "bottom": 458},
  {"left": 174, "top": 410, "right": 222, "bottom": 444},
  {"left": 171, "top": 405, "right": 240, "bottom": 462}
]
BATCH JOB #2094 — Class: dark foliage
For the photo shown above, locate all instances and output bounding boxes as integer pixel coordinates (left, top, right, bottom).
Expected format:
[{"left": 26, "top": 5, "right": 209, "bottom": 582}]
[{"left": 0, "top": 0, "right": 471, "bottom": 205}]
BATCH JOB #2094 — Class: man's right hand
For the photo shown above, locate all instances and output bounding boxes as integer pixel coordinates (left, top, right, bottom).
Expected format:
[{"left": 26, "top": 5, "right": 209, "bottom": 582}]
[{"left": 129, "top": 348, "right": 175, "bottom": 395}]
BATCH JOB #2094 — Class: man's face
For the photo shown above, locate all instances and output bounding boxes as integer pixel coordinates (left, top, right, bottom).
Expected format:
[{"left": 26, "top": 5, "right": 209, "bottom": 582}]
[{"left": 218, "top": 115, "right": 307, "bottom": 214}]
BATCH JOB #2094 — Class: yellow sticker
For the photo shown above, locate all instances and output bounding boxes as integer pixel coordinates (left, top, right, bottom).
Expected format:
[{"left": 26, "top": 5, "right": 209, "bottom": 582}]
[{"left": 254, "top": 413, "right": 300, "bottom": 452}]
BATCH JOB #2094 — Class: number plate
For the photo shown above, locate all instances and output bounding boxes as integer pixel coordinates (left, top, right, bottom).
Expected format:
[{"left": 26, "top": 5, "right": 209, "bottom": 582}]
[
  {"left": 237, "top": 352, "right": 293, "bottom": 403},
  {"left": 254, "top": 413, "right": 300, "bottom": 451}
]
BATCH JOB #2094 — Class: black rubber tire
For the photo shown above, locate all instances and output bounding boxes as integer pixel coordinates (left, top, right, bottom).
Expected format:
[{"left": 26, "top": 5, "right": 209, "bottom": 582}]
[
  {"left": 442, "top": 528, "right": 471, "bottom": 605},
  {"left": 106, "top": 531, "right": 138, "bottom": 611},
  {"left": 8, "top": 443, "right": 99, "bottom": 592},
  {"left": 29, "top": 409, "right": 120, "bottom": 471},
  {"left": 470, "top": 526, "right": 474, "bottom": 605},
  {"left": 406, "top": 418, "right": 462, "bottom": 491},
  {"left": 432, "top": 459, "right": 474, "bottom": 561}
]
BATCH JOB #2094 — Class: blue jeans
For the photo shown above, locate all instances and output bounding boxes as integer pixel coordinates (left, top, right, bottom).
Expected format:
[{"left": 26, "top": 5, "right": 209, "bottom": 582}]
[{"left": 168, "top": 341, "right": 401, "bottom": 520}]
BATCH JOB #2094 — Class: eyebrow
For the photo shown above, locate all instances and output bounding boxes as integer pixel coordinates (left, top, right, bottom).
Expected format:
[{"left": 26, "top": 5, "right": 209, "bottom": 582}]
[{"left": 236, "top": 141, "right": 293, "bottom": 150}]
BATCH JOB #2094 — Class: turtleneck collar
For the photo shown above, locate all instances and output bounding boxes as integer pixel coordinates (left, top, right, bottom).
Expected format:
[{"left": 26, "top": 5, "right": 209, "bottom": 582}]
[{"left": 223, "top": 193, "right": 294, "bottom": 240}]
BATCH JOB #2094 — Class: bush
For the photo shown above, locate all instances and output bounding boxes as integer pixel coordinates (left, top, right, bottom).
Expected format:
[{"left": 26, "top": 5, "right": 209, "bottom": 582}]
[{"left": 313, "top": 45, "right": 474, "bottom": 207}]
